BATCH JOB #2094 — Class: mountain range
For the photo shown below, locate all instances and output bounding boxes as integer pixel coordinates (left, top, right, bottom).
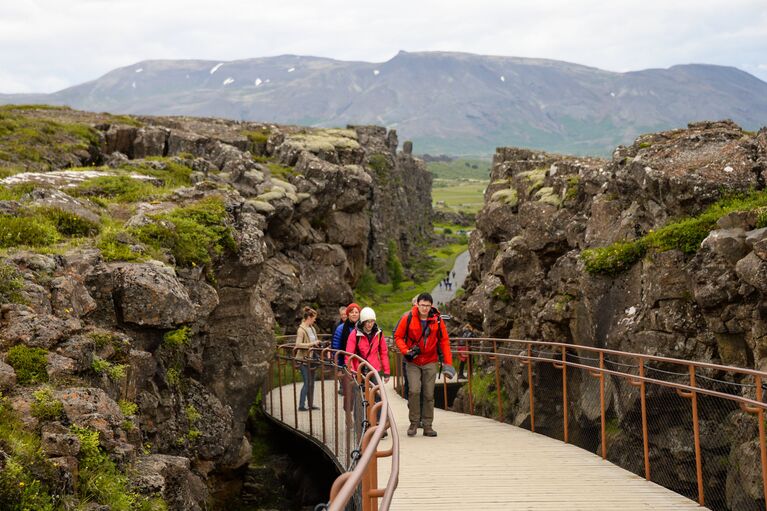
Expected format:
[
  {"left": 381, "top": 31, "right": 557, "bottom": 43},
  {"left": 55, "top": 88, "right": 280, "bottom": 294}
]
[{"left": 2, "top": 51, "right": 767, "bottom": 156}]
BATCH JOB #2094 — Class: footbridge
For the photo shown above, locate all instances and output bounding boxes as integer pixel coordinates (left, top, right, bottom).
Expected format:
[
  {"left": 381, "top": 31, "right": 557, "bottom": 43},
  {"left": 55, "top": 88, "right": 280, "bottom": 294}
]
[{"left": 263, "top": 337, "right": 767, "bottom": 510}]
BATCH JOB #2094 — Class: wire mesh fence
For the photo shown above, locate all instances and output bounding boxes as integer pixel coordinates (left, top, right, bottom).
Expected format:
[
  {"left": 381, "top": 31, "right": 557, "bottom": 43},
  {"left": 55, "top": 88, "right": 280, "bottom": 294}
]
[
  {"left": 263, "top": 340, "right": 399, "bottom": 511},
  {"left": 440, "top": 337, "right": 767, "bottom": 511}
]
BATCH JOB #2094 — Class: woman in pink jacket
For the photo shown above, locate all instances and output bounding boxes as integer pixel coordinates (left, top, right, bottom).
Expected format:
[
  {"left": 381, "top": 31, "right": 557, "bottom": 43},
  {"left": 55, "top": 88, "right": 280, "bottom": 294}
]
[{"left": 346, "top": 307, "right": 390, "bottom": 382}]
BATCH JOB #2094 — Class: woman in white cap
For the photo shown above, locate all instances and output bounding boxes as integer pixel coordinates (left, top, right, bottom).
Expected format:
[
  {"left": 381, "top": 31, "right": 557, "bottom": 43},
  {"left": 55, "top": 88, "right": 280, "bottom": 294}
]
[{"left": 346, "top": 306, "right": 390, "bottom": 382}]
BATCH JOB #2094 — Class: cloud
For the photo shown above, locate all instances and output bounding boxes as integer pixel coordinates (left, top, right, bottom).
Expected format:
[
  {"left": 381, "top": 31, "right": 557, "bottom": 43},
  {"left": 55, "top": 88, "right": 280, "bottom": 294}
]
[{"left": 1, "top": 0, "right": 766, "bottom": 92}]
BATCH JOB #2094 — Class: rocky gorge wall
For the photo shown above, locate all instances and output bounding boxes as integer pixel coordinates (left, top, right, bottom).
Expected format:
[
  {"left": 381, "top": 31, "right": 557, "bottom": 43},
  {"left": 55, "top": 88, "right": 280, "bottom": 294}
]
[
  {"left": 0, "top": 106, "right": 432, "bottom": 509},
  {"left": 451, "top": 120, "right": 767, "bottom": 510}
]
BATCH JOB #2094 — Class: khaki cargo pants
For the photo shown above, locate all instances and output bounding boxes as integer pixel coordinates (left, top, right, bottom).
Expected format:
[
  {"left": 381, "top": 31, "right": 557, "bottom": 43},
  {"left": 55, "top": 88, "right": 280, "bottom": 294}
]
[{"left": 406, "top": 361, "right": 437, "bottom": 427}]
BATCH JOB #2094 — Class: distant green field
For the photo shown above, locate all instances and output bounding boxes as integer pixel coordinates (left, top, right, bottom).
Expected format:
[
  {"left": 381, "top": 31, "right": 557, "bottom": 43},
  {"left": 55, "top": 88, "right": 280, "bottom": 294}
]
[
  {"left": 426, "top": 158, "right": 491, "bottom": 181},
  {"left": 432, "top": 180, "right": 488, "bottom": 214}
]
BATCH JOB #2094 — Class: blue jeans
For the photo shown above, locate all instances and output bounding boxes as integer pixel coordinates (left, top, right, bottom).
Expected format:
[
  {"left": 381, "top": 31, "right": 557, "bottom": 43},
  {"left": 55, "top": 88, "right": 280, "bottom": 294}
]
[{"left": 299, "top": 363, "right": 315, "bottom": 408}]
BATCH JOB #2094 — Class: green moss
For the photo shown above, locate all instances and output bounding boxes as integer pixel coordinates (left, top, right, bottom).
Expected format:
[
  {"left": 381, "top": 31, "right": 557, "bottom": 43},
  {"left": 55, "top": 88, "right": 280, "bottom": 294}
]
[
  {"left": 534, "top": 186, "right": 561, "bottom": 207},
  {"left": 368, "top": 153, "right": 390, "bottom": 173},
  {"left": 243, "top": 128, "right": 271, "bottom": 155},
  {"left": 0, "top": 262, "right": 24, "bottom": 304},
  {"left": 30, "top": 387, "right": 63, "bottom": 422},
  {"left": 581, "top": 240, "right": 647, "bottom": 276},
  {"left": 163, "top": 326, "right": 191, "bottom": 349},
  {"left": 166, "top": 367, "right": 181, "bottom": 387},
  {"left": 287, "top": 129, "right": 360, "bottom": 153},
  {"left": 92, "top": 356, "right": 126, "bottom": 381},
  {"left": 490, "top": 188, "right": 518, "bottom": 206},
  {"left": 6, "top": 345, "right": 48, "bottom": 384},
  {"left": 89, "top": 330, "right": 115, "bottom": 349},
  {"left": 185, "top": 404, "right": 201, "bottom": 424},
  {"left": 386, "top": 240, "right": 405, "bottom": 291},
  {"left": 564, "top": 175, "right": 580, "bottom": 202},
  {"left": 582, "top": 189, "right": 767, "bottom": 275},
  {"left": 492, "top": 284, "right": 511, "bottom": 303},
  {"left": 468, "top": 370, "right": 509, "bottom": 418},
  {"left": 518, "top": 167, "right": 547, "bottom": 193}
]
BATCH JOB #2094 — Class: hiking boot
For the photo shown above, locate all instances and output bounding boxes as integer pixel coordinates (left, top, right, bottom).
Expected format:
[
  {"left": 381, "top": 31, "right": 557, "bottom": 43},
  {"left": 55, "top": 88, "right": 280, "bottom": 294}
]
[
  {"left": 423, "top": 426, "right": 437, "bottom": 437},
  {"left": 407, "top": 423, "right": 418, "bottom": 437}
]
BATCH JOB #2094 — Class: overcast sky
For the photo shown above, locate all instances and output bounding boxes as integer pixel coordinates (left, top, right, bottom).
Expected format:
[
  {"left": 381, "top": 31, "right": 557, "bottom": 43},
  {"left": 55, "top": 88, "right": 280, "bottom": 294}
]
[{"left": 1, "top": 0, "right": 766, "bottom": 94}]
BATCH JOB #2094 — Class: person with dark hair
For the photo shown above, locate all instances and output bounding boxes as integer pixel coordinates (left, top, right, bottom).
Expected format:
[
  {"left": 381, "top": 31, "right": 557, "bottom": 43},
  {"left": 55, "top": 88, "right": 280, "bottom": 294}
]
[
  {"left": 394, "top": 292, "right": 454, "bottom": 437},
  {"left": 295, "top": 306, "right": 320, "bottom": 411}
]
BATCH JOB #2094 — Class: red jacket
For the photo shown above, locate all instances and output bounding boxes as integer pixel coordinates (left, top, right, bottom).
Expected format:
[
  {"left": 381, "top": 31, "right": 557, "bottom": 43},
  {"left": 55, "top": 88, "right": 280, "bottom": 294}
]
[
  {"left": 346, "top": 325, "right": 390, "bottom": 376},
  {"left": 394, "top": 305, "right": 452, "bottom": 366}
]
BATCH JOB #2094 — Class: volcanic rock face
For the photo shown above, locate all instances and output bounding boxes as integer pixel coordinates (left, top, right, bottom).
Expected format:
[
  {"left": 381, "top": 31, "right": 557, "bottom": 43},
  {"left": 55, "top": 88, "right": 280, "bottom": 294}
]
[
  {"left": 452, "top": 120, "right": 767, "bottom": 509},
  {"left": 0, "top": 108, "right": 432, "bottom": 509}
]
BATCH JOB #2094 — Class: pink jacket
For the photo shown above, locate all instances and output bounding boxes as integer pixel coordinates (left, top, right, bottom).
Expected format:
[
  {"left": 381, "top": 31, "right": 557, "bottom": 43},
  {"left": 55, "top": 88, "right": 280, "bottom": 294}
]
[{"left": 346, "top": 325, "right": 390, "bottom": 377}]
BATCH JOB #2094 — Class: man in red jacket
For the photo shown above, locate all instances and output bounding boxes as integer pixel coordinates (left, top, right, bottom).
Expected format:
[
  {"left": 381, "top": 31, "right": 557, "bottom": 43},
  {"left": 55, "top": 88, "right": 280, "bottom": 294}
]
[{"left": 394, "top": 292, "right": 454, "bottom": 437}]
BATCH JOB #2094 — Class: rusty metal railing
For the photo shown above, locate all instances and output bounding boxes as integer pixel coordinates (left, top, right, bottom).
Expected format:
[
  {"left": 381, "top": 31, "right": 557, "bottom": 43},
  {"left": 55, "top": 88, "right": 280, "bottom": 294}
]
[
  {"left": 393, "top": 337, "right": 767, "bottom": 511},
  {"left": 264, "top": 336, "right": 399, "bottom": 511}
]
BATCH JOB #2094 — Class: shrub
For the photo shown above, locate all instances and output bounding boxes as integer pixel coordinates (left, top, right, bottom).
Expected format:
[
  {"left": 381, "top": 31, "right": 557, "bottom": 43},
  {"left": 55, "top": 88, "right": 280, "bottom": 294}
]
[
  {"left": 39, "top": 207, "right": 100, "bottom": 236},
  {"left": 491, "top": 284, "right": 511, "bottom": 303},
  {"left": 6, "top": 345, "right": 49, "bottom": 384},
  {"left": 30, "top": 387, "right": 63, "bottom": 421},
  {"left": 133, "top": 198, "right": 236, "bottom": 267},
  {"left": 0, "top": 214, "right": 59, "bottom": 248},
  {"left": 163, "top": 326, "right": 191, "bottom": 349},
  {"left": 118, "top": 400, "right": 138, "bottom": 416}
]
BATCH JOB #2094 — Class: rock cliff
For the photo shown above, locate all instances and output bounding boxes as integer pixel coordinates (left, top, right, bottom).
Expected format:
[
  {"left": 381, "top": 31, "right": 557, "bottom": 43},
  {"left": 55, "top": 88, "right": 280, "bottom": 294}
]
[
  {"left": 452, "top": 120, "right": 767, "bottom": 510},
  {"left": 0, "top": 105, "right": 432, "bottom": 509}
]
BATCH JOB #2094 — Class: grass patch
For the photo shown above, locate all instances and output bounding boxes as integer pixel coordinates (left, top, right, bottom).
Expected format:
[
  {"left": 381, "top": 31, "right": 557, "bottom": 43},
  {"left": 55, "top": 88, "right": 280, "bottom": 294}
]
[
  {"left": 0, "top": 182, "right": 37, "bottom": 200},
  {"left": 433, "top": 179, "right": 488, "bottom": 214},
  {"left": 0, "top": 105, "right": 100, "bottom": 168},
  {"left": 5, "top": 345, "right": 48, "bottom": 385},
  {"left": 71, "top": 175, "right": 162, "bottom": 203},
  {"left": 426, "top": 158, "right": 491, "bottom": 181},
  {"left": 582, "top": 189, "right": 767, "bottom": 275},
  {"left": 266, "top": 162, "right": 296, "bottom": 180},
  {"left": 468, "top": 370, "right": 508, "bottom": 418},
  {"left": 0, "top": 214, "right": 60, "bottom": 248}
]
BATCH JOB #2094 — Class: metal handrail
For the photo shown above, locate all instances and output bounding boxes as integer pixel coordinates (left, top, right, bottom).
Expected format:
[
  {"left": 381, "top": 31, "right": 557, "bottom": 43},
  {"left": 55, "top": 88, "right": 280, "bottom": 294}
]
[
  {"left": 264, "top": 339, "right": 399, "bottom": 511},
  {"left": 392, "top": 336, "right": 767, "bottom": 510}
]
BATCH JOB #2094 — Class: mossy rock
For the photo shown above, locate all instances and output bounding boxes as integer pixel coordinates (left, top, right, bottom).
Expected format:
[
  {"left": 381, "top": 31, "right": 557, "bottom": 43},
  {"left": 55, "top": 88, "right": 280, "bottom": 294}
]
[
  {"left": 534, "top": 187, "right": 561, "bottom": 207},
  {"left": 248, "top": 200, "right": 276, "bottom": 214},
  {"left": 285, "top": 129, "right": 360, "bottom": 152},
  {"left": 518, "top": 167, "right": 547, "bottom": 192},
  {"left": 270, "top": 178, "right": 296, "bottom": 194},
  {"left": 256, "top": 190, "right": 286, "bottom": 202},
  {"left": 490, "top": 188, "right": 518, "bottom": 207}
]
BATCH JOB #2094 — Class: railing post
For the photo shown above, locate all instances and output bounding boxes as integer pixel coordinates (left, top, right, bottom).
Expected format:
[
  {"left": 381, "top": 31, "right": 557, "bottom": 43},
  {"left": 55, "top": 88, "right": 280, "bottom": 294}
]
[
  {"left": 561, "top": 346, "right": 568, "bottom": 443},
  {"left": 639, "top": 358, "right": 650, "bottom": 481},
  {"left": 293, "top": 357, "right": 299, "bottom": 429},
  {"left": 443, "top": 365, "right": 449, "bottom": 410},
  {"left": 320, "top": 349, "right": 327, "bottom": 444},
  {"left": 467, "top": 340, "right": 474, "bottom": 416},
  {"left": 755, "top": 375, "right": 767, "bottom": 511},
  {"left": 599, "top": 352, "right": 606, "bottom": 460},
  {"left": 689, "top": 365, "right": 704, "bottom": 507},
  {"left": 527, "top": 343, "right": 534, "bottom": 432},
  {"left": 278, "top": 353, "right": 284, "bottom": 421},
  {"left": 495, "top": 340, "right": 503, "bottom": 422}
]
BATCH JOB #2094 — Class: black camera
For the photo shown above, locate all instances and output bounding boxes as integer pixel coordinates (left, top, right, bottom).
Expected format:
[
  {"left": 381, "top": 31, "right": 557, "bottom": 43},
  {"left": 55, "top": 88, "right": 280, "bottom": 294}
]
[{"left": 404, "top": 345, "right": 421, "bottom": 361}]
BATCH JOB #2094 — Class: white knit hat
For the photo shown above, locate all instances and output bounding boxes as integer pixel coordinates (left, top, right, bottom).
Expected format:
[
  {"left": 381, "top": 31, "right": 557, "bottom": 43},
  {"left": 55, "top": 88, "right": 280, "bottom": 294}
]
[{"left": 359, "top": 307, "right": 376, "bottom": 323}]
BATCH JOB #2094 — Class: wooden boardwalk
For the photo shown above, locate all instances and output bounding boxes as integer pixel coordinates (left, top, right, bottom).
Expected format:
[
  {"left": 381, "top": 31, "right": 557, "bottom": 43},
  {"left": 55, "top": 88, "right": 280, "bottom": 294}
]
[{"left": 266, "top": 378, "right": 706, "bottom": 510}]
